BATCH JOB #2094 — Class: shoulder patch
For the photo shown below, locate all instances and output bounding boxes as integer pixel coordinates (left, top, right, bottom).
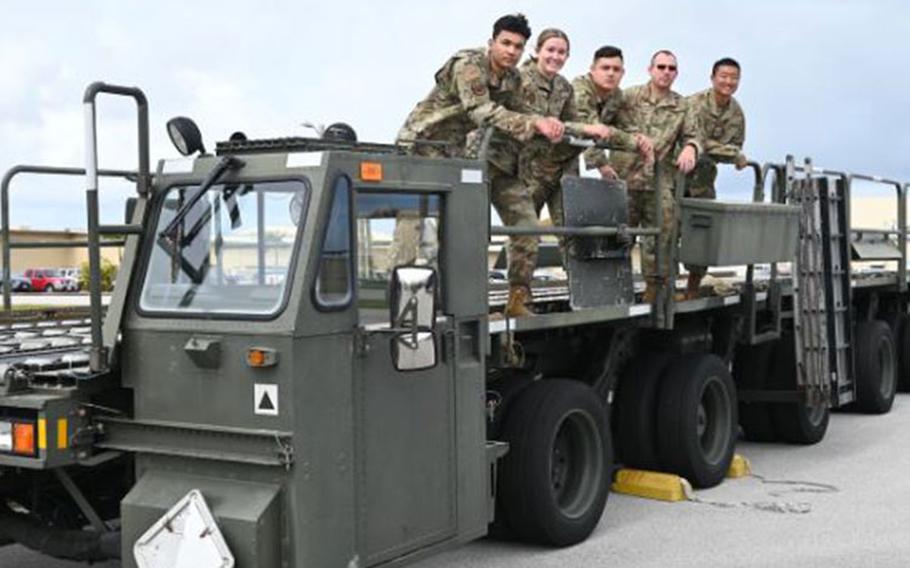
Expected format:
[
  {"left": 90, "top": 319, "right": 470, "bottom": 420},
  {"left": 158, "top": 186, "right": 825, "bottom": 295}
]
[
  {"left": 471, "top": 80, "right": 488, "bottom": 96},
  {"left": 461, "top": 64, "right": 482, "bottom": 82}
]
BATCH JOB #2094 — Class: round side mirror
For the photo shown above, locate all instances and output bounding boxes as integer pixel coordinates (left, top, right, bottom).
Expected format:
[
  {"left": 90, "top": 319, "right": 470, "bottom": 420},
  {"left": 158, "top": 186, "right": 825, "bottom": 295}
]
[{"left": 166, "top": 117, "right": 206, "bottom": 156}]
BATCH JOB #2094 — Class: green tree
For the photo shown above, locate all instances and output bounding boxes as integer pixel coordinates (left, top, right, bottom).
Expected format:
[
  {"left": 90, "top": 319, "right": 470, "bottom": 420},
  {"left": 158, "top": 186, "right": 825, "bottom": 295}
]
[{"left": 78, "top": 259, "right": 118, "bottom": 292}]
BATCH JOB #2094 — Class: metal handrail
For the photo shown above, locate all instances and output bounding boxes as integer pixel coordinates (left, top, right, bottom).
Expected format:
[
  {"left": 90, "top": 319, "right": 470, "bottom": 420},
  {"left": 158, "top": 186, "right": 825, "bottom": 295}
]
[
  {"left": 790, "top": 164, "right": 908, "bottom": 292},
  {"left": 83, "top": 82, "right": 150, "bottom": 372},
  {"left": 665, "top": 158, "right": 767, "bottom": 330},
  {"left": 1, "top": 165, "right": 136, "bottom": 311}
]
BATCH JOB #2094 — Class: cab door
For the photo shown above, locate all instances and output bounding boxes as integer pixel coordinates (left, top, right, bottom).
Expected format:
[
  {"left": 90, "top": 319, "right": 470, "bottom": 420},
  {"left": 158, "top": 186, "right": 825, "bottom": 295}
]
[{"left": 353, "top": 191, "right": 456, "bottom": 564}]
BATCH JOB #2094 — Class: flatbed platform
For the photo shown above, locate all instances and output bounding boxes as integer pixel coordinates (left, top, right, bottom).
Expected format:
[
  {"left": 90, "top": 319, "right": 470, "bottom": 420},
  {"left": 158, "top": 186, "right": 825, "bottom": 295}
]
[{"left": 487, "top": 269, "right": 907, "bottom": 334}]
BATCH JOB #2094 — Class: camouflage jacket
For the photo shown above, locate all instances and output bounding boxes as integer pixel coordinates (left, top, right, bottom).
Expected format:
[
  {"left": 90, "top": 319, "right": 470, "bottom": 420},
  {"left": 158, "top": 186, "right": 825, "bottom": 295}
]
[
  {"left": 499, "top": 61, "right": 590, "bottom": 172},
  {"left": 686, "top": 89, "right": 745, "bottom": 163},
  {"left": 396, "top": 48, "right": 539, "bottom": 160},
  {"left": 571, "top": 74, "right": 639, "bottom": 170},
  {"left": 610, "top": 82, "right": 703, "bottom": 191}
]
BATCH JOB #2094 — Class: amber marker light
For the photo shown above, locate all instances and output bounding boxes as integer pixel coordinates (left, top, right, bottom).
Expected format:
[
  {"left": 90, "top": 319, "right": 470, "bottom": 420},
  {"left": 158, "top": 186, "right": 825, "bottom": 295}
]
[
  {"left": 247, "top": 349, "right": 266, "bottom": 367},
  {"left": 13, "top": 423, "right": 36, "bottom": 456},
  {"left": 360, "top": 161, "right": 383, "bottom": 182},
  {"left": 247, "top": 347, "right": 278, "bottom": 368}
]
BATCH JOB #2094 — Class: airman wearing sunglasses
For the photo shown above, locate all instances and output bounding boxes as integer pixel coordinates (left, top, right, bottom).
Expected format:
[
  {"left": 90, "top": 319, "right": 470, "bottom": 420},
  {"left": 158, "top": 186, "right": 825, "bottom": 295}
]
[
  {"left": 611, "top": 49, "right": 702, "bottom": 303},
  {"left": 682, "top": 57, "right": 748, "bottom": 299}
]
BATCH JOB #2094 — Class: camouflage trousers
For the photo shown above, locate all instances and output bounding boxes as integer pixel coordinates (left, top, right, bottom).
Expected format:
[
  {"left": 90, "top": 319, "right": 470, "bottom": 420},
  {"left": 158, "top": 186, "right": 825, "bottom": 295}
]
[
  {"left": 490, "top": 165, "right": 538, "bottom": 289},
  {"left": 683, "top": 160, "right": 718, "bottom": 277},
  {"left": 628, "top": 186, "right": 676, "bottom": 284},
  {"left": 523, "top": 145, "right": 579, "bottom": 267}
]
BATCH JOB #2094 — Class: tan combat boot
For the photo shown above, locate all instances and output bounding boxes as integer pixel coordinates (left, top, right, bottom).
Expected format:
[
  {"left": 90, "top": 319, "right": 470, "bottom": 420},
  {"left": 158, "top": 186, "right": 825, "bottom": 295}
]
[
  {"left": 686, "top": 272, "right": 703, "bottom": 301},
  {"left": 505, "top": 285, "right": 535, "bottom": 317}
]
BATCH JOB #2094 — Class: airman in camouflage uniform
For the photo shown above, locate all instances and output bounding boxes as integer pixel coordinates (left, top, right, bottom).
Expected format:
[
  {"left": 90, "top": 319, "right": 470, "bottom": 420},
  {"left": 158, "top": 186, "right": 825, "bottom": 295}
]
[
  {"left": 570, "top": 45, "right": 646, "bottom": 179},
  {"left": 508, "top": 30, "right": 613, "bottom": 265},
  {"left": 683, "top": 57, "right": 748, "bottom": 298},
  {"left": 396, "top": 14, "right": 565, "bottom": 316},
  {"left": 611, "top": 50, "right": 702, "bottom": 302}
]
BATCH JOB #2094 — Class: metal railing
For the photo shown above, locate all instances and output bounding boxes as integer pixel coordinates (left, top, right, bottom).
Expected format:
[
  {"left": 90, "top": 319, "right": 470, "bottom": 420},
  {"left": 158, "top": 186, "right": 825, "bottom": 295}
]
[
  {"left": 82, "top": 82, "right": 150, "bottom": 372},
  {"left": 0, "top": 82, "right": 151, "bottom": 373},
  {"left": 1, "top": 165, "right": 136, "bottom": 311}
]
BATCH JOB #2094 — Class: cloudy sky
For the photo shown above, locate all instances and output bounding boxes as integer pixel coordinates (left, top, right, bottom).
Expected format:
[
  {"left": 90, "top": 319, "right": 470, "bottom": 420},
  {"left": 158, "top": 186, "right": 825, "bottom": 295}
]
[{"left": 2, "top": 0, "right": 908, "bottom": 229}]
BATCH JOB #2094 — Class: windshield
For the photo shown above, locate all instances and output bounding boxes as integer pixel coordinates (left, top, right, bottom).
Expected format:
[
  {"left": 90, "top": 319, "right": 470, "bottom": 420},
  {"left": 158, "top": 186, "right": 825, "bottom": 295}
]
[{"left": 139, "top": 178, "right": 309, "bottom": 317}]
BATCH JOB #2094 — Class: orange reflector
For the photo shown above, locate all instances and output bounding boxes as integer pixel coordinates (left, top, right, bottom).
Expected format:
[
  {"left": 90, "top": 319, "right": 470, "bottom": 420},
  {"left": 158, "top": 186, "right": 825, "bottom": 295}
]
[
  {"left": 38, "top": 419, "right": 47, "bottom": 450},
  {"left": 360, "top": 161, "right": 383, "bottom": 182},
  {"left": 13, "top": 423, "right": 35, "bottom": 456},
  {"left": 57, "top": 418, "right": 68, "bottom": 450}
]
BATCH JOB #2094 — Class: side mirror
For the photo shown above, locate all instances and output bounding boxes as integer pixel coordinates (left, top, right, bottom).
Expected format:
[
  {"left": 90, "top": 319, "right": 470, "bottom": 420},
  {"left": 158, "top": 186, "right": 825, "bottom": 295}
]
[{"left": 389, "top": 266, "right": 437, "bottom": 371}]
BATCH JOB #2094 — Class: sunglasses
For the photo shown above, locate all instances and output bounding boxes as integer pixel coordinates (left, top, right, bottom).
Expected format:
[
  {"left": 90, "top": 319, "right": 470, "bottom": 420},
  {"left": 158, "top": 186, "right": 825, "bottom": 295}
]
[{"left": 655, "top": 64, "right": 678, "bottom": 72}]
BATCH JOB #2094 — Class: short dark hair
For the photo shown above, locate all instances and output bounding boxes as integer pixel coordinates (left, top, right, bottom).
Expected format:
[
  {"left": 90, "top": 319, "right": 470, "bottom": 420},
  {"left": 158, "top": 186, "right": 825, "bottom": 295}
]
[
  {"left": 593, "top": 45, "right": 623, "bottom": 62},
  {"left": 712, "top": 57, "right": 741, "bottom": 76},
  {"left": 492, "top": 13, "right": 531, "bottom": 40},
  {"left": 650, "top": 49, "right": 676, "bottom": 66}
]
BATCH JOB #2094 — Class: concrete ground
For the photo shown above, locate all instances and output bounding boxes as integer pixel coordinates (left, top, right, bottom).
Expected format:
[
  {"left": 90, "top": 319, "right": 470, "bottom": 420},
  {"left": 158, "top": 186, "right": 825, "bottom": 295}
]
[
  {"left": 417, "top": 394, "right": 910, "bottom": 568},
  {"left": 5, "top": 395, "right": 910, "bottom": 568}
]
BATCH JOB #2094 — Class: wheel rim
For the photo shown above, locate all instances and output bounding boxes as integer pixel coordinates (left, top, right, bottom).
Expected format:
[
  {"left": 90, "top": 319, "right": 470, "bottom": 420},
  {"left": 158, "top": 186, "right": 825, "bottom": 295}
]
[
  {"left": 549, "top": 410, "right": 604, "bottom": 519},
  {"left": 805, "top": 402, "right": 827, "bottom": 426},
  {"left": 878, "top": 335, "right": 896, "bottom": 399},
  {"left": 697, "top": 376, "right": 733, "bottom": 465}
]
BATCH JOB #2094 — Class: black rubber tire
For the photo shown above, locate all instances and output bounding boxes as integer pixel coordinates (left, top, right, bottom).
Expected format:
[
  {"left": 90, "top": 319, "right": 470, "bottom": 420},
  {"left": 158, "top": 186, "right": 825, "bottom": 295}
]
[
  {"left": 614, "top": 352, "right": 673, "bottom": 470},
  {"left": 497, "top": 379, "right": 611, "bottom": 546},
  {"left": 656, "top": 353, "right": 738, "bottom": 489},
  {"left": 854, "top": 320, "right": 898, "bottom": 414},
  {"left": 767, "top": 334, "right": 830, "bottom": 445},
  {"left": 896, "top": 314, "right": 910, "bottom": 393},
  {"left": 732, "top": 342, "right": 778, "bottom": 442}
]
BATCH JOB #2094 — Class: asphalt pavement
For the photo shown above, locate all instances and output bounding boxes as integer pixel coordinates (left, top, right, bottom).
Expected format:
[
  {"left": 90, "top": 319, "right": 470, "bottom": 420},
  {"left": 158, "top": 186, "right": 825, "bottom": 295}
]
[{"left": 5, "top": 395, "right": 910, "bottom": 568}]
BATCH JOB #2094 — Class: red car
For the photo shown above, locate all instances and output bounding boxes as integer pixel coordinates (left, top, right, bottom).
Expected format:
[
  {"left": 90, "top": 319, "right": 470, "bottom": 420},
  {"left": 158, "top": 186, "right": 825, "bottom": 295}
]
[{"left": 22, "top": 268, "right": 77, "bottom": 292}]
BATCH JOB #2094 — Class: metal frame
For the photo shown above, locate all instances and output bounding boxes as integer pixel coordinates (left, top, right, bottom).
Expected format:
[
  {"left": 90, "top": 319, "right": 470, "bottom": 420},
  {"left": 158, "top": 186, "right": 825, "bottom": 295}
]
[
  {"left": 1, "top": 165, "right": 135, "bottom": 311},
  {"left": 82, "top": 82, "right": 150, "bottom": 372}
]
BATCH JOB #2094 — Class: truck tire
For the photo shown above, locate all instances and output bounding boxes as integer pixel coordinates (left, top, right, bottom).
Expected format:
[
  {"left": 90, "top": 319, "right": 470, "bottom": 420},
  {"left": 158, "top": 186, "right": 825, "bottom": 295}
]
[
  {"left": 767, "top": 333, "right": 829, "bottom": 444},
  {"left": 732, "top": 342, "right": 777, "bottom": 442},
  {"left": 896, "top": 314, "right": 910, "bottom": 392},
  {"left": 656, "top": 354, "right": 737, "bottom": 489},
  {"left": 614, "top": 352, "right": 672, "bottom": 470},
  {"left": 497, "top": 379, "right": 611, "bottom": 546},
  {"left": 854, "top": 320, "right": 897, "bottom": 414}
]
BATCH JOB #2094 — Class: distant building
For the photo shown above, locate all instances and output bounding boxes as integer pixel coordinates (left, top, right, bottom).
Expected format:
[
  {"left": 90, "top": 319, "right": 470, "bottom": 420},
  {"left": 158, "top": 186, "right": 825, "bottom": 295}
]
[{"left": 0, "top": 228, "right": 122, "bottom": 273}]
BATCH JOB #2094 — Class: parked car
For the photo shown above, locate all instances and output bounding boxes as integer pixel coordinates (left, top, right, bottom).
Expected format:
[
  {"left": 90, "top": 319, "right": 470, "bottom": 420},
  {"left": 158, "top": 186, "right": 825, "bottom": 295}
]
[
  {"left": 9, "top": 275, "right": 31, "bottom": 292},
  {"left": 59, "top": 267, "right": 82, "bottom": 291},
  {"left": 23, "top": 268, "right": 78, "bottom": 292}
]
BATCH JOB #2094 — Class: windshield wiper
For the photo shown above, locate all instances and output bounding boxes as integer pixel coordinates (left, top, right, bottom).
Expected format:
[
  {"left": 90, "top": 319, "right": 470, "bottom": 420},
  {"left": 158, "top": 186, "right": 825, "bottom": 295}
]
[{"left": 160, "top": 155, "right": 244, "bottom": 241}]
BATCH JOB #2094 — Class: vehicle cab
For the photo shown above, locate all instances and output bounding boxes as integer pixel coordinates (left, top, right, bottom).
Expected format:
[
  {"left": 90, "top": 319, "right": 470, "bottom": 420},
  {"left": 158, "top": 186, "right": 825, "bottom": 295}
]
[{"left": 113, "top": 133, "right": 494, "bottom": 567}]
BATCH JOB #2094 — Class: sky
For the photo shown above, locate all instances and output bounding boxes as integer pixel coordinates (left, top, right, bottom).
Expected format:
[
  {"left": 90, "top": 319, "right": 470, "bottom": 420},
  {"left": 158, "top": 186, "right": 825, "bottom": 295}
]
[{"left": 1, "top": 0, "right": 909, "bottom": 229}]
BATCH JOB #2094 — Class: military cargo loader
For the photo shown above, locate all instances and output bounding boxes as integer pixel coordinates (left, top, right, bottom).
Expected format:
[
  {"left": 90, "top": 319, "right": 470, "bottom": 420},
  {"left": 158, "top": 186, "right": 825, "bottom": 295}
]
[{"left": 0, "top": 82, "right": 906, "bottom": 566}]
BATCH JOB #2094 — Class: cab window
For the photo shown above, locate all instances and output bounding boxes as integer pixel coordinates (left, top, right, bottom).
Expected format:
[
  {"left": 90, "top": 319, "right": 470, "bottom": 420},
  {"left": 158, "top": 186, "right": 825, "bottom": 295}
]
[{"left": 355, "top": 192, "right": 441, "bottom": 325}]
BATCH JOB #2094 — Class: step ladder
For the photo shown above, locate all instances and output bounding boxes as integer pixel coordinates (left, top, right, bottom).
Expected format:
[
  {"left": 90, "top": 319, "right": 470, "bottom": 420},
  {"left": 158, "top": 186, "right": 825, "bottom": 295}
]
[{"left": 790, "top": 156, "right": 854, "bottom": 406}]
